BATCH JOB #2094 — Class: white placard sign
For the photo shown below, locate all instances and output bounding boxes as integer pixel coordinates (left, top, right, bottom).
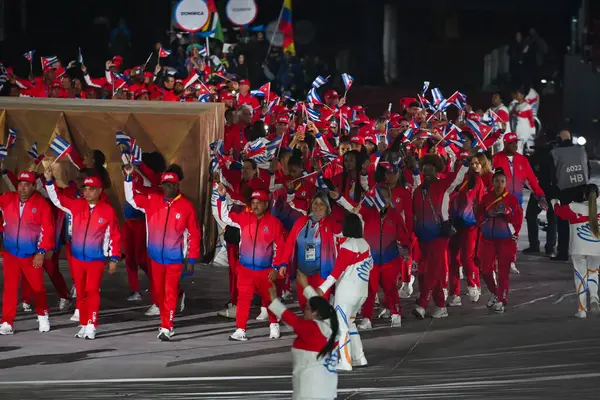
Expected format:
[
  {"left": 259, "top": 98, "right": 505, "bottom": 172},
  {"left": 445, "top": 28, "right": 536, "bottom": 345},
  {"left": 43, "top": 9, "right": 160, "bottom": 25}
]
[
  {"left": 226, "top": 0, "right": 258, "bottom": 26},
  {"left": 174, "top": 0, "right": 210, "bottom": 32}
]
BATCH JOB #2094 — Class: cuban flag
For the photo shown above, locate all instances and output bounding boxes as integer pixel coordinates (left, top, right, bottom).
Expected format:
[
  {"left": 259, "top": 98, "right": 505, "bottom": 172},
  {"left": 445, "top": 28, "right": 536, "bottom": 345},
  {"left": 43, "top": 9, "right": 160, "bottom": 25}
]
[
  {"left": 0, "top": 145, "right": 7, "bottom": 160},
  {"left": 264, "top": 96, "right": 280, "bottom": 116},
  {"left": 341, "top": 73, "right": 354, "bottom": 91},
  {"left": 244, "top": 137, "right": 282, "bottom": 169},
  {"left": 7, "top": 128, "right": 17, "bottom": 149},
  {"left": 418, "top": 94, "right": 433, "bottom": 111},
  {"left": 306, "top": 88, "right": 323, "bottom": 105},
  {"left": 431, "top": 88, "right": 444, "bottom": 106},
  {"left": 363, "top": 186, "right": 387, "bottom": 211},
  {"left": 49, "top": 136, "right": 72, "bottom": 160},
  {"left": 313, "top": 147, "right": 338, "bottom": 162},
  {"left": 41, "top": 56, "right": 59, "bottom": 70},
  {"left": 305, "top": 104, "right": 321, "bottom": 122},
  {"left": 446, "top": 91, "right": 467, "bottom": 110},
  {"left": 27, "top": 142, "right": 40, "bottom": 159},
  {"left": 409, "top": 119, "right": 420, "bottom": 129},
  {"left": 23, "top": 50, "right": 35, "bottom": 63},
  {"left": 158, "top": 48, "right": 172, "bottom": 58},
  {"left": 198, "top": 93, "right": 211, "bottom": 102},
  {"left": 466, "top": 119, "right": 488, "bottom": 150},
  {"left": 486, "top": 109, "right": 505, "bottom": 124},
  {"left": 403, "top": 128, "right": 419, "bottom": 142},
  {"left": 199, "top": 46, "right": 208, "bottom": 57},
  {"left": 251, "top": 82, "right": 271, "bottom": 97},
  {"left": 312, "top": 75, "right": 328, "bottom": 89},
  {"left": 421, "top": 81, "right": 430, "bottom": 95},
  {"left": 130, "top": 140, "right": 143, "bottom": 164}
]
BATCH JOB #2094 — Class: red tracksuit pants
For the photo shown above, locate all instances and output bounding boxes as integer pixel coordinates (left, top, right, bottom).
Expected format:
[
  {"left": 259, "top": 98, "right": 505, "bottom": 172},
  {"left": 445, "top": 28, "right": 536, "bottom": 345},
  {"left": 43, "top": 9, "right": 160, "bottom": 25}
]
[
  {"left": 296, "top": 273, "right": 328, "bottom": 310},
  {"left": 448, "top": 226, "right": 481, "bottom": 296},
  {"left": 479, "top": 237, "right": 516, "bottom": 305},
  {"left": 71, "top": 258, "right": 105, "bottom": 327},
  {"left": 123, "top": 219, "right": 154, "bottom": 302},
  {"left": 361, "top": 258, "right": 402, "bottom": 319},
  {"left": 21, "top": 251, "right": 70, "bottom": 303},
  {"left": 417, "top": 238, "right": 450, "bottom": 309},
  {"left": 150, "top": 259, "right": 183, "bottom": 330},
  {"left": 226, "top": 243, "right": 239, "bottom": 305},
  {"left": 1, "top": 251, "right": 49, "bottom": 326},
  {"left": 236, "top": 266, "right": 278, "bottom": 330}
]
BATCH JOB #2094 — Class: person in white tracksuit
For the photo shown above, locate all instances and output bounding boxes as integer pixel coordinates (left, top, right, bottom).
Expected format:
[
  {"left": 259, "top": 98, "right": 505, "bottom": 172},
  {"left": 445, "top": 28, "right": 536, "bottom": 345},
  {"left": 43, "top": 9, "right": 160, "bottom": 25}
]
[
  {"left": 553, "top": 184, "right": 600, "bottom": 318},
  {"left": 316, "top": 213, "right": 373, "bottom": 371}
]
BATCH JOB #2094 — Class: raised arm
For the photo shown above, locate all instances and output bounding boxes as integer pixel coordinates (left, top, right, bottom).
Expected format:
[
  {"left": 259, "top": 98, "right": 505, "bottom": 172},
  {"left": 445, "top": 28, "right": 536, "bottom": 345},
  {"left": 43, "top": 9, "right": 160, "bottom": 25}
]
[
  {"left": 123, "top": 164, "right": 149, "bottom": 211},
  {"left": 44, "top": 170, "right": 76, "bottom": 213}
]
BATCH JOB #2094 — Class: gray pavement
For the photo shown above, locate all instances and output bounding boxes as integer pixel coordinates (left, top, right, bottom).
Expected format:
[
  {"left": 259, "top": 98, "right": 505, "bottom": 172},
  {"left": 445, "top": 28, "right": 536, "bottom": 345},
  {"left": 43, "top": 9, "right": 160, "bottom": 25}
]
[{"left": 1, "top": 196, "right": 600, "bottom": 399}]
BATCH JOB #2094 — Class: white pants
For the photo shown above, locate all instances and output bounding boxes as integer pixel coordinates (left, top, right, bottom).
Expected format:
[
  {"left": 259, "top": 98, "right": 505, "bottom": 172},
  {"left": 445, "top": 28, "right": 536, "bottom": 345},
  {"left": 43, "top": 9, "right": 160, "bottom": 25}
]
[
  {"left": 335, "top": 295, "right": 367, "bottom": 370},
  {"left": 572, "top": 255, "right": 600, "bottom": 312}
]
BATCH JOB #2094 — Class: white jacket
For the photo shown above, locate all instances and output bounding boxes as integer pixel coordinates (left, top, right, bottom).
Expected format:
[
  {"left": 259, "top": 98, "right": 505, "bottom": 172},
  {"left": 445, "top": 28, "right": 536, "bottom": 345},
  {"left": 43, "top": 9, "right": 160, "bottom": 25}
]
[
  {"left": 318, "top": 237, "right": 373, "bottom": 300},
  {"left": 509, "top": 101, "right": 536, "bottom": 141},
  {"left": 554, "top": 200, "right": 600, "bottom": 256}
]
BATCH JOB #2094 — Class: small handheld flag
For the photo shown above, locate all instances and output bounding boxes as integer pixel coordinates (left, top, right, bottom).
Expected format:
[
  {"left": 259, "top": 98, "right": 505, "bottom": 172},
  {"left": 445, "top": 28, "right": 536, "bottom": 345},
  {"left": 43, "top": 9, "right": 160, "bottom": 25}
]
[
  {"left": 23, "top": 50, "right": 35, "bottom": 63},
  {"left": 431, "top": 88, "right": 444, "bottom": 106},
  {"left": 49, "top": 136, "right": 72, "bottom": 160},
  {"left": 7, "top": 128, "right": 17, "bottom": 149},
  {"left": 199, "top": 46, "right": 208, "bottom": 57},
  {"left": 158, "top": 48, "right": 172, "bottom": 58},
  {"left": 116, "top": 131, "right": 133, "bottom": 148},
  {"left": 306, "top": 88, "right": 323, "bottom": 105},
  {"left": 41, "top": 56, "right": 59, "bottom": 70},
  {"left": 312, "top": 75, "right": 329, "bottom": 89},
  {"left": 0, "top": 145, "right": 7, "bottom": 160},
  {"left": 341, "top": 73, "right": 354, "bottom": 92},
  {"left": 130, "top": 140, "right": 143, "bottom": 164},
  {"left": 421, "top": 81, "right": 430, "bottom": 95},
  {"left": 27, "top": 142, "right": 46, "bottom": 165}
]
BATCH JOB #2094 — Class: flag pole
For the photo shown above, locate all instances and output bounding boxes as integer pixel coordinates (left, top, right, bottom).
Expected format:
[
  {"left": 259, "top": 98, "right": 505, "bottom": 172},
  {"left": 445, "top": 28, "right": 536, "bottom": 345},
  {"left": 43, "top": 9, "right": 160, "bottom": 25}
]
[
  {"left": 265, "top": 0, "right": 286, "bottom": 64},
  {"left": 206, "top": 37, "right": 211, "bottom": 57}
]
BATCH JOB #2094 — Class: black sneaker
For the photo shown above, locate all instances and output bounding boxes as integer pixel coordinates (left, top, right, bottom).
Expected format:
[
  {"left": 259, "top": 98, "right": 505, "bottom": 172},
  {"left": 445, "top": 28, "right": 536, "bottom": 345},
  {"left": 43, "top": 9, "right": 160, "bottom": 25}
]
[{"left": 523, "top": 246, "right": 540, "bottom": 254}]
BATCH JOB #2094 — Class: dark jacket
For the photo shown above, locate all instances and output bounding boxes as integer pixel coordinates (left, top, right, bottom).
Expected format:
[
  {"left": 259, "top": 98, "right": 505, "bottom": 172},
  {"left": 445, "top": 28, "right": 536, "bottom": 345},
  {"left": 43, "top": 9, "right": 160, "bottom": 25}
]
[{"left": 547, "top": 139, "right": 591, "bottom": 203}]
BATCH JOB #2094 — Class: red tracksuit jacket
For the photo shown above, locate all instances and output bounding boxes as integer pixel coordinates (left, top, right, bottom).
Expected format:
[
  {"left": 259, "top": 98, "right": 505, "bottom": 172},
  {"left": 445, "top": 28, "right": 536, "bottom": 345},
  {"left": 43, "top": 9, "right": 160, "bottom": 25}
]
[
  {"left": 492, "top": 151, "right": 544, "bottom": 205},
  {"left": 0, "top": 190, "right": 55, "bottom": 258},
  {"left": 476, "top": 190, "right": 523, "bottom": 240},
  {"left": 124, "top": 178, "right": 201, "bottom": 265},
  {"left": 46, "top": 181, "right": 121, "bottom": 262},
  {"left": 450, "top": 175, "right": 486, "bottom": 227}
]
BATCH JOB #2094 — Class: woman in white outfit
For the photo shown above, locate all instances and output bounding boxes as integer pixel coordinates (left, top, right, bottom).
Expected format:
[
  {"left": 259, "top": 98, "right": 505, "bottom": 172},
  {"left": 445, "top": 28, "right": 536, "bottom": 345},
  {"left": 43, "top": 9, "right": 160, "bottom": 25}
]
[
  {"left": 316, "top": 213, "right": 373, "bottom": 371},
  {"left": 553, "top": 184, "right": 600, "bottom": 318},
  {"left": 267, "top": 272, "right": 339, "bottom": 400}
]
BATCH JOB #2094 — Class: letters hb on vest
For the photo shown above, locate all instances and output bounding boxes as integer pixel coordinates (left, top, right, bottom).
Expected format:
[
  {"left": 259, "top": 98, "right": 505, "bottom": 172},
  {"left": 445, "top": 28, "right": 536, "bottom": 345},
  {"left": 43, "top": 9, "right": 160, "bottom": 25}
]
[{"left": 552, "top": 146, "right": 589, "bottom": 191}]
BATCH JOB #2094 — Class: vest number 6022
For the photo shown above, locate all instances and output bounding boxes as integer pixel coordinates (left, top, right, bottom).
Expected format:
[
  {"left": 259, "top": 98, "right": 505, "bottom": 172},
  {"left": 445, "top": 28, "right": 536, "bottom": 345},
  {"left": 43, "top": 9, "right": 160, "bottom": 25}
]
[{"left": 566, "top": 165, "right": 582, "bottom": 173}]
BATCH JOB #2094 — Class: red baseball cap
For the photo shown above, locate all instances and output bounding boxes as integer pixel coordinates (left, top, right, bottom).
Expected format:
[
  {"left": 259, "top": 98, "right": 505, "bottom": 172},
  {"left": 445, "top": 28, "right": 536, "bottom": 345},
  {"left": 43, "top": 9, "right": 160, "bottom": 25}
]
[
  {"left": 112, "top": 56, "right": 123, "bottom": 67},
  {"left": 239, "top": 79, "right": 250, "bottom": 87},
  {"left": 276, "top": 115, "right": 290, "bottom": 124},
  {"left": 18, "top": 171, "right": 36, "bottom": 184},
  {"left": 161, "top": 172, "right": 180, "bottom": 184},
  {"left": 250, "top": 190, "right": 269, "bottom": 202},
  {"left": 220, "top": 91, "right": 234, "bottom": 100},
  {"left": 324, "top": 90, "right": 339, "bottom": 100},
  {"left": 364, "top": 135, "right": 377, "bottom": 144},
  {"left": 351, "top": 105, "right": 366, "bottom": 114},
  {"left": 134, "top": 88, "right": 149, "bottom": 98},
  {"left": 350, "top": 136, "right": 365, "bottom": 146},
  {"left": 83, "top": 176, "right": 103, "bottom": 188},
  {"left": 503, "top": 132, "right": 519, "bottom": 143},
  {"left": 352, "top": 114, "right": 370, "bottom": 126}
]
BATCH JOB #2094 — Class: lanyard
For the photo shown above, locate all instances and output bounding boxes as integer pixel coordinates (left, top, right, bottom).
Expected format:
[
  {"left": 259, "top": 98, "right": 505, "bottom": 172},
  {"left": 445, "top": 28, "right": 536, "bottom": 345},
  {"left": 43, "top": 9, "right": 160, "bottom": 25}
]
[
  {"left": 458, "top": 180, "right": 468, "bottom": 192},
  {"left": 486, "top": 192, "right": 508, "bottom": 211}
]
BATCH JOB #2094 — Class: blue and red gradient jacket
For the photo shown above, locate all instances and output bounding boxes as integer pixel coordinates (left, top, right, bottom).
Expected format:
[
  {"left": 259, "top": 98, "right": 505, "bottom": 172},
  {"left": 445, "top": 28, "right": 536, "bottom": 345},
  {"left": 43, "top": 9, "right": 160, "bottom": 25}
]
[
  {"left": 124, "top": 177, "right": 201, "bottom": 265},
  {"left": 361, "top": 206, "right": 410, "bottom": 266},
  {"left": 413, "top": 162, "right": 469, "bottom": 242},
  {"left": 273, "top": 215, "right": 341, "bottom": 278},
  {"left": 217, "top": 195, "right": 285, "bottom": 270},
  {"left": 0, "top": 191, "right": 55, "bottom": 258},
  {"left": 492, "top": 151, "right": 544, "bottom": 206},
  {"left": 46, "top": 181, "right": 121, "bottom": 262},
  {"left": 476, "top": 189, "right": 523, "bottom": 240},
  {"left": 122, "top": 162, "right": 162, "bottom": 220},
  {"left": 449, "top": 175, "right": 486, "bottom": 227}
]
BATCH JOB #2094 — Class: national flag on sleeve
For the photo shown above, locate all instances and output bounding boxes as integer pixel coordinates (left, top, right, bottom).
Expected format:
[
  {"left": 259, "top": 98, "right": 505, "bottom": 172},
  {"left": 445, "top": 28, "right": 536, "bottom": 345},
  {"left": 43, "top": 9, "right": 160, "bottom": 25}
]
[
  {"left": 49, "top": 136, "right": 72, "bottom": 160},
  {"left": 41, "top": 56, "right": 59, "bottom": 70},
  {"left": 278, "top": 0, "right": 296, "bottom": 55},
  {"left": 158, "top": 48, "right": 172, "bottom": 58},
  {"left": 341, "top": 73, "right": 354, "bottom": 91},
  {"left": 466, "top": 119, "right": 488, "bottom": 150},
  {"left": 7, "top": 128, "right": 17, "bottom": 149},
  {"left": 431, "top": 88, "right": 444, "bottom": 106},
  {"left": 421, "top": 81, "right": 430, "bottom": 95},
  {"left": 23, "top": 50, "right": 35, "bottom": 63},
  {"left": 306, "top": 87, "right": 323, "bottom": 105},
  {"left": 312, "top": 75, "right": 328, "bottom": 89}
]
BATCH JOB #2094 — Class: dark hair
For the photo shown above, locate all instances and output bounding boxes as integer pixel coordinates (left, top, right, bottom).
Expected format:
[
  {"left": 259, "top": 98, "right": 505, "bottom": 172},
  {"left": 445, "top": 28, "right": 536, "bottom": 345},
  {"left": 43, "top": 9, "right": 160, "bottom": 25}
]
[
  {"left": 90, "top": 150, "right": 111, "bottom": 188},
  {"left": 166, "top": 163, "right": 184, "bottom": 181},
  {"left": 493, "top": 167, "right": 506, "bottom": 179},
  {"left": 587, "top": 184, "right": 600, "bottom": 239},
  {"left": 308, "top": 296, "right": 339, "bottom": 359},
  {"left": 462, "top": 130, "right": 475, "bottom": 145},
  {"left": 338, "top": 136, "right": 351, "bottom": 145},
  {"left": 242, "top": 158, "right": 258, "bottom": 170},
  {"left": 142, "top": 151, "right": 167, "bottom": 174},
  {"left": 288, "top": 152, "right": 303, "bottom": 168},
  {"left": 418, "top": 154, "right": 444, "bottom": 172},
  {"left": 342, "top": 213, "right": 363, "bottom": 238},
  {"left": 248, "top": 121, "right": 268, "bottom": 141},
  {"left": 342, "top": 150, "right": 364, "bottom": 202}
]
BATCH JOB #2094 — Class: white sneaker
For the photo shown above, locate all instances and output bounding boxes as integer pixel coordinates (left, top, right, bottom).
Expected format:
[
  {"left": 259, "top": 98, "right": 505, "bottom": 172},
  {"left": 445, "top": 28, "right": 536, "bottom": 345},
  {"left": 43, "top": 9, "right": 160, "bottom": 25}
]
[
  {"left": 590, "top": 299, "right": 600, "bottom": 315},
  {"left": 510, "top": 262, "right": 520, "bottom": 274},
  {"left": 38, "top": 315, "right": 50, "bottom": 333},
  {"left": 58, "top": 298, "right": 71, "bottom": 311},
  {"left": 83, "top": 323, "right": 96, "bottom": 340},
  {"left": 492, "top": 302, "right": 505, "bottom": 314},
  {"left": 467, "top": 286, "right": 480, "bottom": 303},
  {"left": 459, "top": 266, "right": 464, "bottom": 280},
  {"left": 575, "top": 310, "right": 587, "bottom": 319},
  {"left": 70, "top": 309, "right": 80, "bottom": 322},
  {"left": 127, "top": 292, "right": 142, "bottom": 301},
  {"left": 357, "top": 318, "right": 372, "bottom": 330},
  {"left": 354, "top": 355, "right": 368, "bottom": 367},
  {"left": 487, "top": 295, "right": 498, "bottom": 308},
  {"left": 179, "top": 292, "right": 186, "bottom": 313},
  {"left": 75, "top": 325, "right": 86, "bottom": 338},
  {"left": 378, "top": 308, "right": 391, "bottom": 319},
  {"left": 21, "top": 302, "right": 32, "bottom": 312},
  {"left": 447, "top": 295, "right": 462, "bottom": 307},
  {"left": 412, "top": 306, "right": 426, "bottom": 320},
  {"left": 256, "top": 306, "right": 269, "bottom": 321},
  {"left": 229, "top": 328, "right": 248, "bottom": 341},
  {"left": 281, "top": 290, "right": 293, "bottom": 302},
  {"left": 431, "top": 307, "right": 448, "bottom": 319},
  {"left": 0, "top": 322, "right": 14, "bottom": 335},
  {"left": 390, "top": 314, "right": 402, "bottom": 327},
  {"left": 269, "top": 323, "right": 281, "bottom": 339},
  {"left": 217, "top": 304, "right": 237, "bottom": 318},
  {"left": 145, "top": 304, "right": 160, "bottom": 316},
  {"left": 158, "top": 327, "right": 174, "bottom": 341}
]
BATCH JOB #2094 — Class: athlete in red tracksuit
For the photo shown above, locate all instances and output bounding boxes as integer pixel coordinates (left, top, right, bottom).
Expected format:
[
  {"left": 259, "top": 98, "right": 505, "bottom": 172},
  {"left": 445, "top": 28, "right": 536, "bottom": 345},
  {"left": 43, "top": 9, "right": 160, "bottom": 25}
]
[
  {"left": 476, "top": 168, "right": 523, "bottom": 314},
  {"left": 412, "top": 155, "right": 469, "bottom": 319},
  {"left": 45, "top": 172, "right": 120, "bottom": 340},
  {"left": 124, "top": 165, "right": 201, "bottom": 341},
  {"left": 448, "top": 165, "right": 486, "bottom": 306},
  {"left": 0, "top": 171, "right": 55, "bottom": 336},
  {"left": 216, "top": 185, "right": 286, "bottom": 342}
]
